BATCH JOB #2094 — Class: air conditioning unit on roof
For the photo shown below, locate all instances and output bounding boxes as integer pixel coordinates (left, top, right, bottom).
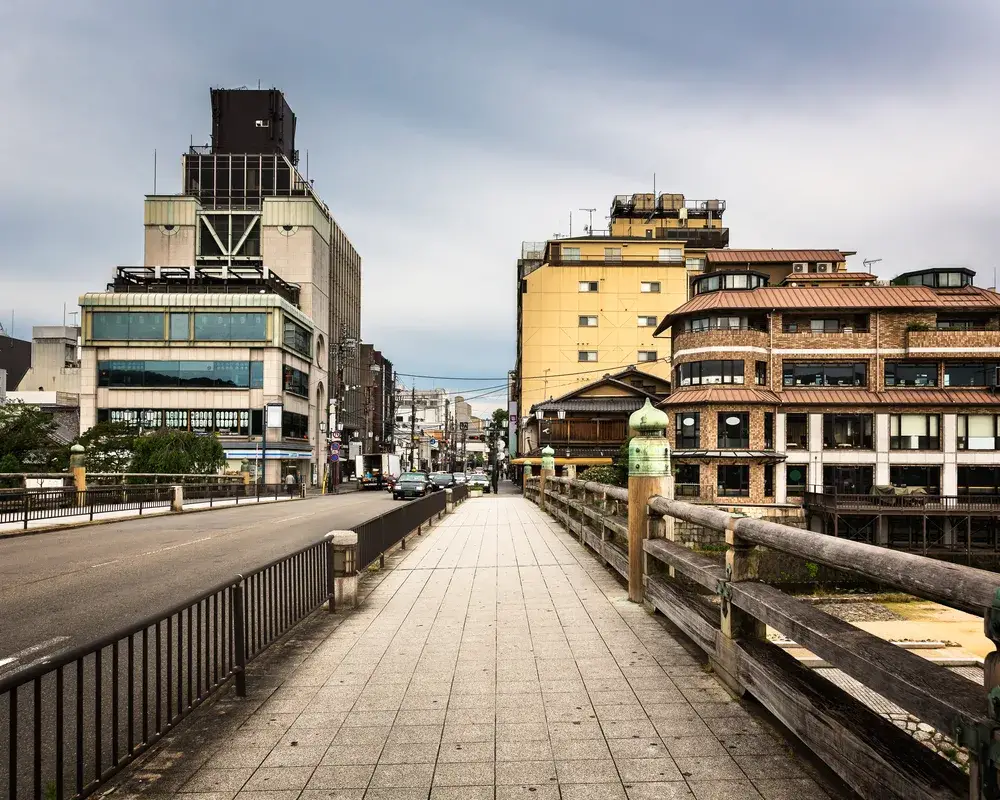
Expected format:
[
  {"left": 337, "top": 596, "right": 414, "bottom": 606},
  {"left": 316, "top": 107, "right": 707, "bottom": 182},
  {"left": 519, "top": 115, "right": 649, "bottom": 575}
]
[
  {"left": 792, "top": 262, "right": 807, "bottom": 273},
  {"left": 816, "top": 262, "right": 832, "bottom": 272}
]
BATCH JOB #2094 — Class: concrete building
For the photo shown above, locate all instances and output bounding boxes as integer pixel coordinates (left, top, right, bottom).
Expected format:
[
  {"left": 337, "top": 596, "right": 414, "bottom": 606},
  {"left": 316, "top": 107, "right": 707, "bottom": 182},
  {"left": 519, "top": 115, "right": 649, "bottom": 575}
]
[
  {"left": 657, "top": 266, "right": 1000, "bottom": 547},
  {"left": 511, "top": 189, "right": 855, "bottom": 455},
  {"left": 80, "top": 269, "right": 321, "bottom": 482},
  {"left": 0, "top": 333, "right": 32, "bottom": 390},
  {"left": 17, "top": 326, "right": 81, "bottom": 394}
]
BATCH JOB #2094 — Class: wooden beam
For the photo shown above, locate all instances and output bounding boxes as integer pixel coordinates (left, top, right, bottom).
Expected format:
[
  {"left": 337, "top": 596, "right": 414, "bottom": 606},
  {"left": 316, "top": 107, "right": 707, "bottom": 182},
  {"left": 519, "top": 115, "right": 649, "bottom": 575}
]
[
  {"left": 643, "top": 538, "right": 725, "bottom": 592},
  {"left": 645, "top": 575, "right": 721, "bottom": 655}
]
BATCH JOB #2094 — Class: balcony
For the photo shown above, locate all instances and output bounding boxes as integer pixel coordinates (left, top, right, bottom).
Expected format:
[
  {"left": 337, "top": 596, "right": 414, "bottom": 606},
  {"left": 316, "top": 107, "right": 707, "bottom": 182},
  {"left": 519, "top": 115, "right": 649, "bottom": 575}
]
[
  {"left": 540, "top": 418, "right": 629, "bottom": 446},
  {"left": 804, "top": 492, "right": 1000, "bottom": 515},
  {"left": 674, "top": 326, "right": 769, "bottom": 354},
  {"left": 906, "top": 328, "right": 1000, "bottom": 354}
]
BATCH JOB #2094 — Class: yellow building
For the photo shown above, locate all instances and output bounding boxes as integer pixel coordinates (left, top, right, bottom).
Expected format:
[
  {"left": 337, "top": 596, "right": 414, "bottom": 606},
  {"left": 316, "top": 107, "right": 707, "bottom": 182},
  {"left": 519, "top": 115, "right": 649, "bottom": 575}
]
[{"left": 513, "top": 193, "right": 729, "bottom": 454}]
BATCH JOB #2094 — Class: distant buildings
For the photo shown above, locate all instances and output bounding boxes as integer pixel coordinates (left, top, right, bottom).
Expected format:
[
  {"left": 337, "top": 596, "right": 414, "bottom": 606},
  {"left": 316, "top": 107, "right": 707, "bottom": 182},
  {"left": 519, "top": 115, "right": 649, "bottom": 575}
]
[{"left": 0, "top": 332, "right": 32, "bottom": 390}]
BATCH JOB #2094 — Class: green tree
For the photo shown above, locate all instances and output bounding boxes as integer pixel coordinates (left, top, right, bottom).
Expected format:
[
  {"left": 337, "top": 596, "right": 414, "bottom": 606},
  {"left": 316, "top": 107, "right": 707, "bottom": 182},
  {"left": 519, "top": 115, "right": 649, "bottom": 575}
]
[
  {"left": 0, "top": 401, "right": 65, "bottom": 471},
  {"left": 75, "top": 422, "right": 136, "bottom": 473},
  {"left": 131, "top": 430, "right": 226, "bottom": 475}
]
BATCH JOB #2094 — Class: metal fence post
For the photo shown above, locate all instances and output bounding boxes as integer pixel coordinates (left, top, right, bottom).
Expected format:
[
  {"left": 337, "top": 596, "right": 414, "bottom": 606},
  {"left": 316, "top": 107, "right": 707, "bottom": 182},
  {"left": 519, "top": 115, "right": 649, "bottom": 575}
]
[
  {"left": 231, "top": 579, "right": 247, "bottom": 697},
  {"left": 325, "top": 534, "right": 336, "bottom": 614},
  {"left": 23, "top": 492, "right": 29, "bottom": 529}
]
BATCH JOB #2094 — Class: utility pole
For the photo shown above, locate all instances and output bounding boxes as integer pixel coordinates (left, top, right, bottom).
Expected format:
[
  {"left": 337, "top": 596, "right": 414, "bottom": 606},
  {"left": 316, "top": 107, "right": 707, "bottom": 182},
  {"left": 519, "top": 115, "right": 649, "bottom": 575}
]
[
  {"left": 410, "top": 385, "right": 416, "bottom": 471},
  {"left": 444, "top": 398, "right": 451, "bottom": 472}
]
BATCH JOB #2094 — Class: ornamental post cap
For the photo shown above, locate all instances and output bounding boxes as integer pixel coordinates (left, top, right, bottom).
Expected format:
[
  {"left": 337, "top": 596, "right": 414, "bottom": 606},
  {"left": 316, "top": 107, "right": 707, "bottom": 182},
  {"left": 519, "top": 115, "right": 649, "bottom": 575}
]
[
  {"left": 541, "top": 445, "right": 555, "bottom": 456},
  {"left": 628, "top": 398, "right": 668, "bottom": 435}
]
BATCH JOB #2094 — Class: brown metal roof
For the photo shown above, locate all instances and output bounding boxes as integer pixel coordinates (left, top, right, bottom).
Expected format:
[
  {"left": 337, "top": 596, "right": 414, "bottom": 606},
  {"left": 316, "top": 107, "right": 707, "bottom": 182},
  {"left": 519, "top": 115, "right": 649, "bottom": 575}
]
[
  {"left": 779, "top": 272, "right": 878, "bottom": 283},
  {"left": 661, "top": 388, "right": 781, "bottom": 406},
  {"left": 656, "top": 285, "right": 1000, "bottom": 335},
  {"left": 706, "top": 249, "right": 847, "bottom": 264}
]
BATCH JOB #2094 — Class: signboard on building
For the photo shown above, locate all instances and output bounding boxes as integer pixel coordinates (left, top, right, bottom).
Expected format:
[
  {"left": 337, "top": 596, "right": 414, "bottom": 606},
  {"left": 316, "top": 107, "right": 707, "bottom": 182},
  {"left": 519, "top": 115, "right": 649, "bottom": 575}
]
[
  {"left": 508, "top": 400, "right": 518, "bottom": 457},
  {"left": 265, "top": 402, "right": 283, "bottom": 429}
]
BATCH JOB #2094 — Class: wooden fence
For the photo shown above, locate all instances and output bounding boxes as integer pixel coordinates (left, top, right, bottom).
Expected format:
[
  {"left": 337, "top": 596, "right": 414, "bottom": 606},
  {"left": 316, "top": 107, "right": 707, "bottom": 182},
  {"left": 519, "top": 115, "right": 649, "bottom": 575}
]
[{"left": 527, "top": 474, "right": 1000, "bottom": 800}]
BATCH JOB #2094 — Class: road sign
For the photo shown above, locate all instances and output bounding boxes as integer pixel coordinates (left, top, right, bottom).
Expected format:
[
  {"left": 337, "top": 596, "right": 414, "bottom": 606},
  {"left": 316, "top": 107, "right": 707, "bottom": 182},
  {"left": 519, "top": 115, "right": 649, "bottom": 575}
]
[
  {"left": 331, "top": 430, "right": 342, "bottom": 441},
  {"left": 459, "top": 422, "right": 469, "bottom": 431},
  {"left": 330, "top": 453, "right": 340, "bottom": 462}
]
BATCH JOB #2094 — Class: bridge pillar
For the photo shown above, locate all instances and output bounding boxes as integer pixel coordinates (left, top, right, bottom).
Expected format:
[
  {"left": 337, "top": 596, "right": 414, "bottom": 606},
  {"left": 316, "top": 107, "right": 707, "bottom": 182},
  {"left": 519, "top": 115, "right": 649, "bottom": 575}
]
[
  {"left": 522, "top": 461, "right": 533, "bottom": 495},
  {"left": 627, "top": 400, "right": 670, "bottom": 604}
]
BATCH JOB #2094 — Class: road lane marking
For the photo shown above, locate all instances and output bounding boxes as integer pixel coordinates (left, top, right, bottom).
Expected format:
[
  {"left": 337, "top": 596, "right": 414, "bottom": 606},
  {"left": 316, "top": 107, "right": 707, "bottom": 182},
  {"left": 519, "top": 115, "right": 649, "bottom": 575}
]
[{"left": 0, "top": 636, "right": 70, "bottom": 674}]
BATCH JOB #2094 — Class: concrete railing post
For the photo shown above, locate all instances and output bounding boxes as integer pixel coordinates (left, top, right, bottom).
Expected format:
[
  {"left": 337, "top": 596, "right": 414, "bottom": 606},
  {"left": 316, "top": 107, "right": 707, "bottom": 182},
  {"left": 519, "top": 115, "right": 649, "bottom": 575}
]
[
  {"left": 69, "top": 444, "right": 87, "bottom": 507},
  {"left": 171, "top": 485, "right": 184, "bottom": 512},
  {"left": 326, "top": 530, "right": 359, "bottom": 610},
  {"left": 445, "top": 488, "right": 454, "bottom": 513},
  {"left": 627, "top": 399, "right": 669, "bottom": 604},
  {"left": 539, "top": 446, "right": 555, "bottom": 511}
]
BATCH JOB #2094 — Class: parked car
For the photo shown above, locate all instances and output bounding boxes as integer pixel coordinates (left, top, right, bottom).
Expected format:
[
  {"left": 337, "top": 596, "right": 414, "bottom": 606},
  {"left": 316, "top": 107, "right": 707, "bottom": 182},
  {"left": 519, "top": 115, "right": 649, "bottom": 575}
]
[
  {"left": 393, "top": 472, "right": 431, "bottom": 500},
  {"left": 428, "top": 472, "right": 456, "bottom": 491},
  {"left": 468, "top": 474, "right": 491, "bottom": 493},
  {"left": 452, "top": 473, "right": 468, "bottom": 485}
]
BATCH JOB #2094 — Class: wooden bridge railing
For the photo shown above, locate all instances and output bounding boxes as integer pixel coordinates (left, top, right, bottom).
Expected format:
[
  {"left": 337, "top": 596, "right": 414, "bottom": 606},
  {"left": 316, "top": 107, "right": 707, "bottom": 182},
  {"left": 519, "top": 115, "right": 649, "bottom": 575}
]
[{"left": 527, "top": 473, "right": 1000, "bottom": 800}]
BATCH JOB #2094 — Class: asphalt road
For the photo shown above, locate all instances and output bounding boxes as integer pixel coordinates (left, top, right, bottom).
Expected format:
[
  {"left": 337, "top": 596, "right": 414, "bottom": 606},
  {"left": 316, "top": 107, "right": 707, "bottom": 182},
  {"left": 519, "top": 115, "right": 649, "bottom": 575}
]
[{"left": 0, "top": 490, "right": 396, "bottom": 673}]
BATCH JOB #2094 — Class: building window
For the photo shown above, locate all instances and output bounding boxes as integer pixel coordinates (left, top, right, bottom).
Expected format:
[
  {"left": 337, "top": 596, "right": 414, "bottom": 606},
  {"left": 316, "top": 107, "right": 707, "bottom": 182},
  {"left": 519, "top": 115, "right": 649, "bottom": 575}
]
[
  {"left": 764, "top": 464, "right": 774, "bottom": 497},
  {"left": 283, "top": 365, "right": 310, "bottom": 397},
  {"left": 283, "top": 319, "right": 312, "bottom": 357},
  {"left": 958, "top": 415, "right": 1000, "bottom": 450},
  {"left": 658, "top": 248, "right": 682, "bottom": 263},
  {"left": 785, "top": 413, "right": 808, "bottom": 449},
  {"left": 764, "top": 412, "right": 774, "bottom": 450},
  {"left": 944, "top": 362, "right": 1000, "bottom": 387},
  {"left": 959, "top": 466, "right": 1000, "bottom": 495},
  {"left": 755, "top": 361, "right": 767, "bottom": 386},
  {"left": 782, "top": 362, "right": 867, "bottom": 387},
  {"left": 889, "top": 414, "right": 940, "bottom": 450},
  {"left": 718, "top": 465, "right": 750, "bottom": 497},
  {"left": 676, "top": 360, "right": 744, "bottom": 386},
  {"left": 168, "top": 313, "right": 190, "bottom": 341},
  {"left": 884, "top": 362, "right": 938, "bottom": 387},
  {"left": 674, "top": 464, "right": 700, "bottom": 497},
  {"left": 578, "top": 281, "right": 599, "bottom": 293},
  {"left": 786, "top": 465, "right": 806, "bottom": 497},
  {"left": 579, "top": 315, "right": 598, "bottom": 327},
  {"left": 937, "top": 316, "right": 989, "bottom": 331},
  {"left": 98, "top": 408, "right": 251, "bottom": 435},
  {"left": 641, "top": 281, "right": 661, "bottom": 293},
  {"left": 718, "top": 412, "right": 750, "bottom": 448},
  {"left": 92, "top": 312, "right": 164, "bottom": 341},
  {"left": 282, "top": 410, "right": 310, "bottom": 440},
  {"left": 685, "top": 257, "right": 706, "bottom": 270},
  {"left": 637, "top": 351, "right": 657, "bottom": 363},
  {"left": 890, "top": 465, "right": 940, "bottom": 495},
  {"left": 823, "top": 414, "right": 873, "bottom": 449},
  {"left": 637, "top": 316, "right": 658, "bottom": 327},
  {"left": 578, "top": 351, "right": 598, "bottom": 362},
  {"left": 675, "top": 413, "right": 700, "bottom": 448},
  {"left": 823, "top": 465, "right": 874, "bottom": 495},
  {"left": 97, "top": 360, "right": 264, "bottom": 389},
  {"left": 193, "top": 312, "right": 267, "bottom": 341},
  {"left": 605, "top": 247, "right": 622, "bottom": 263},
  {"left": 563, "top": 247, "right": 580, "bottom": 262}
]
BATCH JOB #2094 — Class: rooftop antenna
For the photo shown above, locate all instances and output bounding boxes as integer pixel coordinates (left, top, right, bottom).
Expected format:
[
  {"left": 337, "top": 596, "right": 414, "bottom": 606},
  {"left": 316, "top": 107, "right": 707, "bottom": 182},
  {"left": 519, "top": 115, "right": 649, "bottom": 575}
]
[
  {"left": 863, "top": 257, "right": 882, "bottom": 273},
  {"left": 153, "top": 149, "right": 157, "bottom": 194},
  {"left": 569, "top": 211, "right": 572, "bottom": 237},
  {"left": 579, "top": 208, "right": 597, "bottom": 234}
]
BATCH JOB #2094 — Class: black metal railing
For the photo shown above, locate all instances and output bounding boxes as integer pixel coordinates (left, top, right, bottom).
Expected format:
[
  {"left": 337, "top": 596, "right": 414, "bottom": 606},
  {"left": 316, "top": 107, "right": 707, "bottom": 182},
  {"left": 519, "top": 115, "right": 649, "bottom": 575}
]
[
  {"left": 804, "top": 491, "right": 1000, "bottom": 513},
  {"left": 0, "top": 484, "right": 296, "bottom": 529},
  {"left": 0, "top": 486, "right": 461, "bottom": 800},
  {"left": 451, "top": 484, "right": 469, "bottom": 503},
  {"left": 355, "top": 491, "right": 446, "bottom": 569}
]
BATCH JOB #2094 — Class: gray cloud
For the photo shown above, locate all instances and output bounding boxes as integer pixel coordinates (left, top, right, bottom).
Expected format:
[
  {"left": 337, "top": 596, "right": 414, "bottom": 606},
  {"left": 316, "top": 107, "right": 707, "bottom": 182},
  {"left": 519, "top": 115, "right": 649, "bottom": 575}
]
[{"left": 1, "top": 0, "right": 997, "bottom": 406}]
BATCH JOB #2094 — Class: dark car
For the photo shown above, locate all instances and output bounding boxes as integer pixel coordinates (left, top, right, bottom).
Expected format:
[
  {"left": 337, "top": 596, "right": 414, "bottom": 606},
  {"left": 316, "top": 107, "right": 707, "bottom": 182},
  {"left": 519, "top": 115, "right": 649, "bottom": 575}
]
[
  {"left": 428, "top": 472, "right": 456, "bottom": 491},
  {"left": 393, "top": 472, "right": 431, "bottom": 500}
]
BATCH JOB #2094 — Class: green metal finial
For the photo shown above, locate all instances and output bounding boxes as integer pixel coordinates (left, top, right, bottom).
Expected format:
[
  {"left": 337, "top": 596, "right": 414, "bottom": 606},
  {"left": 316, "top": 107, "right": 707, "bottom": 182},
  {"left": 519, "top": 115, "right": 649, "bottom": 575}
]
[
  {"left": 629, "top": 398, "right": 668, "bottom": 436},
  {"left": 628, "top": 400, "right": 670, "bottom": 477}
]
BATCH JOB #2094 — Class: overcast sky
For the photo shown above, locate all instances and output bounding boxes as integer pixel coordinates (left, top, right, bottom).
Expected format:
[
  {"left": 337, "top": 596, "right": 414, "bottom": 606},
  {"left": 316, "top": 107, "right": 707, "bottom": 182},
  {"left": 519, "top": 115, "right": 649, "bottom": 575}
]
[{"left": 2, "top": 0, "right": 998, "bottom": 415}]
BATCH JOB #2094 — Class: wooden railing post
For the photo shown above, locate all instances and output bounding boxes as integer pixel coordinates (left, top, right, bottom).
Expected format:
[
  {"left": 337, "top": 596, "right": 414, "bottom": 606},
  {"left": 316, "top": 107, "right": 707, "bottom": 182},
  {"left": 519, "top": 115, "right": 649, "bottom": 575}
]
[
  {"left": 523, "top": 462, "right": 533, "bottom": 498},
  {"left": 539, "top": 446, "right": 555, "bottom": 512},
  {"left": 627, "top": 400, "right": 669, "bottom": 604}
]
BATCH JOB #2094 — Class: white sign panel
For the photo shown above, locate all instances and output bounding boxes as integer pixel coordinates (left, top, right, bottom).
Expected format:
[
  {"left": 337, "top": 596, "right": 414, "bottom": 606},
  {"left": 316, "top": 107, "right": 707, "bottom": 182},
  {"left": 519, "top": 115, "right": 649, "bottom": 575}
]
[{"left": 266, "top": 403, "right": 283, "bottom": 429}]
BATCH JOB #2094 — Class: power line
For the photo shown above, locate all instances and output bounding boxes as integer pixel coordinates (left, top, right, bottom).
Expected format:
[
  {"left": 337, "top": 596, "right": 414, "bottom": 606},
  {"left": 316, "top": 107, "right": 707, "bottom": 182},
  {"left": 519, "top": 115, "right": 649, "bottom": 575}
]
[{"left": 396, "top": 358, "right": 670, "bottom": 385}]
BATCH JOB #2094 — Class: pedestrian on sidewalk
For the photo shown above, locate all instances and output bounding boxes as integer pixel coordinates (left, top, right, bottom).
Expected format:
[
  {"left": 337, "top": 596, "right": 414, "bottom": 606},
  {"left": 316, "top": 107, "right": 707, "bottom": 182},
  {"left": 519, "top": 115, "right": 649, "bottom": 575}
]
[{"left": 285, "top": 471, "right": 296, "bottom": 498}]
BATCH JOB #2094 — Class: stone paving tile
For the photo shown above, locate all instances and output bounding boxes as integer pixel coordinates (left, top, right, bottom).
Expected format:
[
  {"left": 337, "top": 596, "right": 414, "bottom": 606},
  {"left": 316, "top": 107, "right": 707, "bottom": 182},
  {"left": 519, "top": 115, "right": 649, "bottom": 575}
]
[{"left": 130, "top": 497, "right": 834, "bottom": 800}]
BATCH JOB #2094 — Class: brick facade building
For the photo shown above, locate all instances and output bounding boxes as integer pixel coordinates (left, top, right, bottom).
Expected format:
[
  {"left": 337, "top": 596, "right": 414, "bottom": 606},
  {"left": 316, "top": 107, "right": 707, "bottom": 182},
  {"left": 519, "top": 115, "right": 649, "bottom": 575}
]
[{"left": 656, "top": 267, "right": 1000, "bottom": 548}]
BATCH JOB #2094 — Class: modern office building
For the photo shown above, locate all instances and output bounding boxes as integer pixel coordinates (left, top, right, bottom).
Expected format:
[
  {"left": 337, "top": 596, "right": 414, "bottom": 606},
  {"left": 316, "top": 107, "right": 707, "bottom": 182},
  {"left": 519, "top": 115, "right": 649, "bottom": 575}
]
[
  {"left": 512, "top": 190, "right": 854, "bottom": 456},
  {"left": 77, "top": 87, "right": 362, "bottom": 485},
  {"left": 360, "top": 344, "right": 395, "bottom": 455},
  {"left": 657, "top": 266, "right": 1000, "bottom": 548}
]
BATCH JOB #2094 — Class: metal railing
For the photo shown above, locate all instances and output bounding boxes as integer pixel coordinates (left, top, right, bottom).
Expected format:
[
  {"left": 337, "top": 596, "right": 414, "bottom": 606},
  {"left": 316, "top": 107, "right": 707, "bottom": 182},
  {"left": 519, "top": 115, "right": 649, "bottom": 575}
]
[
  {"left": 355, "top": 491, "right": 446, "bottom": 569},
  {"left": 0, "top": 488, "right": 459, "bottom": 800},
  {"left": 0, "top": 484, "right": 291, "bottom": 529},
  {"left": 804, "top": 491, "right": 1000, "bottom": 513},
  {"left": 451, "top": 484, "right": 469, "bottom": 503},
  {"left": 529, "top": 475, "right": 1000, "bottom": 800}
]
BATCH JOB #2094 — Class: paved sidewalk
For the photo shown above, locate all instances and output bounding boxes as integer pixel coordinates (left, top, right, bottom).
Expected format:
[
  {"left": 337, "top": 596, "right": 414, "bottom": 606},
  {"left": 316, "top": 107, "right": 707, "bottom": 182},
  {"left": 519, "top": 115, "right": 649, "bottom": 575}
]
[{"left": 118, "top": 496, "right": 835, "bottom": 800}]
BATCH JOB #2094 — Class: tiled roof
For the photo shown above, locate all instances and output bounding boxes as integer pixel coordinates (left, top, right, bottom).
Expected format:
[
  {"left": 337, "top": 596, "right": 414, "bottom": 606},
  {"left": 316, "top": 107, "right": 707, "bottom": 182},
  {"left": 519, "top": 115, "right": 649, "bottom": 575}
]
[
  {"left": 706, "top": 249, "right": 848, "bottom": 264},
  {"left": 656, "top": 285, "right": 1000, "bottom": 335},
  {"left": 661, "top": 388, "right": 780, "bottom": 406},
  {"left": 662, "top": 387, "right": 1000, "bottom": 407},
  {"left": 533, "top": 397, "right": 646, "bottom": 413}
]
